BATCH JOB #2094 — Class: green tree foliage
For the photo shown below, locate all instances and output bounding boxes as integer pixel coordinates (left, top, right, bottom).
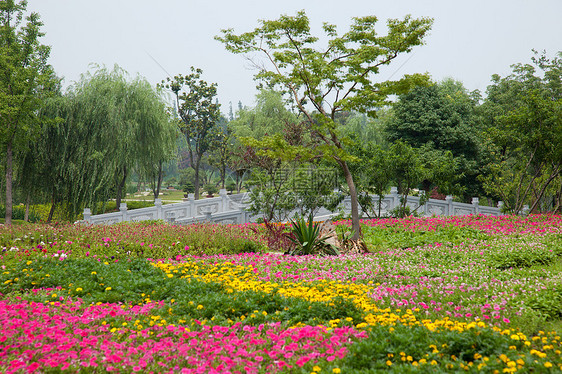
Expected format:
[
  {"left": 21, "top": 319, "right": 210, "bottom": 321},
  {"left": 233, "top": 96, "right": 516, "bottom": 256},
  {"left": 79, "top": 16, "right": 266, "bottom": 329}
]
[
  {"left": 134, "top": 90, "right": 177, "bottom": 201},
  {"left": 217, "top": 11, "right": 433, "bottom": 239},
  {"left": 229, "top": 89, "right": 335, "bottom": 221},
  {"left": 207, "top": 117, "right": 233, "bottom": 189},
  {"left": 228, "top": 90, "right": 301, "bottom": 194},
  {"left": 337, "top": 111, "right": 387, "bottom": 147},
  {"left": 161, "top": 67, "right": 221, "bottom": 200},
  {"left": 34, "top": 66, "right": 174, "bottom": 220},
  {"left": 348, "top": 143, "right": 392, "bottom": 218},
  {"left": 0, "top": 0, "right": 56, "bottom": 225},
  {"left": 230, "top": 90, "right": 298, "bottom": 139},
  {"left": 385, "top": 79, "right": 483, "bottom": 200},
  {"left": 335, "top": 111, "right": 389, "bottom": 218},
  {"left": 389, "top": 141, "right": 458, "bottom": 217},
  {"left": 480, "top": 51, "right": 562, "bottom": 214}
]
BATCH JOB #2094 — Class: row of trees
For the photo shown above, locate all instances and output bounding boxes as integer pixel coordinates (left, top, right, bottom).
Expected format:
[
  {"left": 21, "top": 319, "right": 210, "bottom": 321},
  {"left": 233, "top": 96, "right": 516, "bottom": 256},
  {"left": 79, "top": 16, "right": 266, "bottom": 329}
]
[
  {"left": 1, "top": 1, "right": 240, "bottom": 225},
  {"left": 227, "top": 52, "right": 561, "bottom": 223},
  {"left": 1, "top": 2, "right": 178, "bottom": 223},
  {"left": 2, "top": 2, "right": 561, "bottom": 231}
]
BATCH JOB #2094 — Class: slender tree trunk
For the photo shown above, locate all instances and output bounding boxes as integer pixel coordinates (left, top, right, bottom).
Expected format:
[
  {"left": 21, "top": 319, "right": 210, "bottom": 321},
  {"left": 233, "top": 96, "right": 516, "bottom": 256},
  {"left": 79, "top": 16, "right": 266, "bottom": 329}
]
[
  {"left": 157, "top": 162, "right": 163, "bottom": 198},
  {"left": 153, "top": 161, "right": 163, "bottom": 200},
  {"left": 47, "top": 193, "right": 56, "bottom": 223},
  {"left": 5, "top": 141, "right": 13, "bottom": 226},
  {"left": 528, "top": 164, "right": 561, "bottom": 214},
  {"left": 193, "top": 159, "right": 201, "bottom": 200},
  {"left": 115, "top": 165, "right": 128, "bottom": 208},
  {"left": 340, "top": 160, "right": 361, "bottom": 240},
  {"left": 554, "top": 183, "right": 562, "bottom": 214},
  {"left": 24, "top": 192, "right": 31, "bottom": 222}
]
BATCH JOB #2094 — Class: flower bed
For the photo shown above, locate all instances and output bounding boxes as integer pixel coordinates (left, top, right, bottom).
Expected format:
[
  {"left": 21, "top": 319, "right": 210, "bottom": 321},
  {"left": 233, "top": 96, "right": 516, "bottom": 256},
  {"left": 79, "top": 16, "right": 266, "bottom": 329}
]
[{"left": 1, "top": 216, "right": 561, "bottom": 372}]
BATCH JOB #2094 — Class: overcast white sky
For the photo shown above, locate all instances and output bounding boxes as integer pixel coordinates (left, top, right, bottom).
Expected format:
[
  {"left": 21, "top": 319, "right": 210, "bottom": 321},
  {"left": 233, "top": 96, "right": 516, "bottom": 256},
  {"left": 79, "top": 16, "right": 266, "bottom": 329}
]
[{"left": 27, "top": 0, "right": 562, "bottom": 113}]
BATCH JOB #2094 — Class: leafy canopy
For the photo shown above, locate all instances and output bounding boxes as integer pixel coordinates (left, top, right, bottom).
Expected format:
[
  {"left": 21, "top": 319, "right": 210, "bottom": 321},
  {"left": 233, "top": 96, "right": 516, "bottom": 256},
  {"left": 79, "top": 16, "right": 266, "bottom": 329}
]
[
  {"left": 217, "top": 11, "right": 433, "bottom": 119},
  {"left": 217, "top": 11, "right": 433, "bottom": 237}
]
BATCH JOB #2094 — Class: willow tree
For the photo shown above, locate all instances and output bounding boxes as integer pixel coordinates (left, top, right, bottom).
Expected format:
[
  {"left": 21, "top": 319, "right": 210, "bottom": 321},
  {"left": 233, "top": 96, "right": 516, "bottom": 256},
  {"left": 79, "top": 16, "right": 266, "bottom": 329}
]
[
  {"left": 161, "top": 67, "right": 221, "bottom": 200},
  {"left": 33, "top": 66, "right": 174, "bottom": 220},
  {"left": 0, "top": 0, "right": 55, "bottom": 225},
  {"left": 134, "top": 80, "right": 177, "bottom": 201},
  {"left": 216, "top": 11, "right": 433, "bottom": 239}
]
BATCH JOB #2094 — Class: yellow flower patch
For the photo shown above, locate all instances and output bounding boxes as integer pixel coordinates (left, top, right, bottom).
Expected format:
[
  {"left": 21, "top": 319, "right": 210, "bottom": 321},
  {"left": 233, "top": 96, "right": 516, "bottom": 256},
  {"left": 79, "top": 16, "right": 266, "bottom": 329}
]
[{"left": 151, "top": 260, "right": 502, "bottom": 335}]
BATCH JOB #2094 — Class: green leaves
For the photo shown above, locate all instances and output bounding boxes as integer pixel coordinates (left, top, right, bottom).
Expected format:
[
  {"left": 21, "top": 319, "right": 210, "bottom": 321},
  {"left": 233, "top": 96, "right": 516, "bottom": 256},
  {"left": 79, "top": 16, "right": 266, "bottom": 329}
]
[
  {"left": 217, "top": 11, "right": 433, "bottom": 239},
  {"left": 216, "top": 10, "right": 433, "bottom": 121},
  {"left": 1, "top": 0, "right": 57, "bottom": 224},
  {"left": 480, "top": 51, "right": 562, "bottom": 214},
  {"left": 287, "top": 213, "right": 338, "bottom": 256},
  {"left": 160, "top": 66, "right": 220, "bottom": 200}
]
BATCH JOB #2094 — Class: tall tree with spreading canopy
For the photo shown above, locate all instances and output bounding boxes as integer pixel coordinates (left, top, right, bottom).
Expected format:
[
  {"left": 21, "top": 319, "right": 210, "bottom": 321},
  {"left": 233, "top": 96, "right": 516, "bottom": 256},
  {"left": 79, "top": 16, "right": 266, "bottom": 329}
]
[
  {"left": 480, "top": 51, "right": 562, "bottom": 214},
  {"left": 161, "top": 67, "right": 221, "bottom": 200},
  {"left": 385, "top": 79, "right": 484, "bottom": 200},
  {"left": 0, "top": 0, "right": 55, "bottom": 225},
  {"left": 216, "top": 11, "right": 433, "bottom": 239}
]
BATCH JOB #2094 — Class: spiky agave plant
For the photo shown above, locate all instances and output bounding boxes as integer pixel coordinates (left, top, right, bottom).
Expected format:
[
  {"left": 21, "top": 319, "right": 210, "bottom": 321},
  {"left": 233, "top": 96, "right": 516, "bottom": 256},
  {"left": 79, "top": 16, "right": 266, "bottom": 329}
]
[{"left": 287, "top": 213, "right": 338, "bottom": 256}]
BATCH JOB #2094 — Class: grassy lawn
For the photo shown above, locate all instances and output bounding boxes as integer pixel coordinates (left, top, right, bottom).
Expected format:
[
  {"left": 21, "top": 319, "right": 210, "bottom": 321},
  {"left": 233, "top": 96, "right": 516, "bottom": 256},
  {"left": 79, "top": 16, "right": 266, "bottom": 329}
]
[
  {"left": 0, "top": 218, "right": 29, "bottom": 225},
  {"left": 125, "top": 189, "right": 186, "bottom": 202}
]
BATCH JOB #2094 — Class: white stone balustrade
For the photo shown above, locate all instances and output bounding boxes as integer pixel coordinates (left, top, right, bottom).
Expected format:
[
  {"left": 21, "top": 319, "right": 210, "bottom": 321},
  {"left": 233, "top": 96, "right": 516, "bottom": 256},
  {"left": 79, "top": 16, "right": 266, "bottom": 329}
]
[{"left": 83, "top": 187, "right": 504, "bottom": 225}]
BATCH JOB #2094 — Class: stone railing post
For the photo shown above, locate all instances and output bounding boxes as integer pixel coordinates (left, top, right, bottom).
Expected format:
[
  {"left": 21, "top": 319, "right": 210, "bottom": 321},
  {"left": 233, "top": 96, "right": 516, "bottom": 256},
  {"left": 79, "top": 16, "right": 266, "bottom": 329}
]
[
  {"left": 419, "top": 190, "right": 428, "bottom": 216},
  {"left": 445, "top": 196, "right": 453, "bottom": 216},
  {"left": 119, "top": 203, "right": 128, "bottom": 222},
  {"left": 522, "top": 205, "right": 530, "bottom": 216},
  {"left": 83, "top": 208, "right": 91, "bottom": 223},
  {"left": 238, "top": 206, "right": 247, "bottom": 224},
  {"left": 154, "top": 198, "right": 162, "bottom": 220},
  {"left": 497, "top": 201, "right": 504, "bottom": 216},
  {"left": 187, "top": 193, "right": 194, "bottom": 217},
  {"left": 219, "top": 188, "right": 228, "bottom": 212},
  {"left": 389, "top": 187, "right": 399, "bottom": 212},
  {"left": 471, "top": 197, "right": 480, "bottom": 215}
]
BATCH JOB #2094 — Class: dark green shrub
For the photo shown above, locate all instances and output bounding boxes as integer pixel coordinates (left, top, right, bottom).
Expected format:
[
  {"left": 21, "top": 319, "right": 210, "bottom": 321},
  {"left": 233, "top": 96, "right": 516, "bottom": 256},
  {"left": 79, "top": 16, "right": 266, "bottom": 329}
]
[
  {"left": 0, "top": 205, "right": 41, "bottom": 223},
  {"left": 203, "top": 183, "right": 219, "bottom": 196},
  {"left": 226, "top": 180, "right": 236, "bottom": 193},
  {"left": 526, "top": 286, "right": 562, "bottom": 320},
  {"left": 183, "top": 181, "right": 195, "bottom": 194}
]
